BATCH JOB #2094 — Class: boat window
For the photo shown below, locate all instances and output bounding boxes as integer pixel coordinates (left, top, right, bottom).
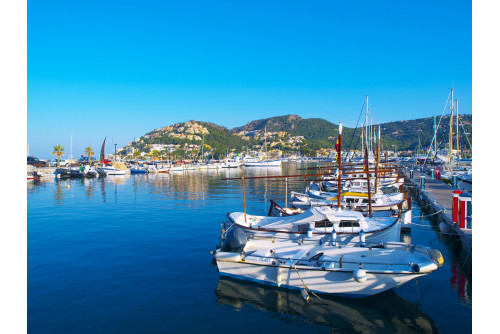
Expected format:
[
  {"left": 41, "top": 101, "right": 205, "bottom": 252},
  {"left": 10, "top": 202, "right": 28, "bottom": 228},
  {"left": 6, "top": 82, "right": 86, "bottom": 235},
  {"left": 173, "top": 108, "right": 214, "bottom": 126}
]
[
  {"left": 314, "top": 219, "right": 334, "bottom": 228},
  {"left": 338, "top": 220, "right": 360, "bottom": 228}
]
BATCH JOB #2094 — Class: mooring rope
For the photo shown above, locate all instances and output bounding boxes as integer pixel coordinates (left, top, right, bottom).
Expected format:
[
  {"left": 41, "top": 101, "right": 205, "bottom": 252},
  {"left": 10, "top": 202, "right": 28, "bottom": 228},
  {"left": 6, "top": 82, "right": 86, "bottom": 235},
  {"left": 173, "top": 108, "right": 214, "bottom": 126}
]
[
  {"left": 408, "top": 224, "right": 457, "bottom": 236},
  {"left": 288, "top": 257, "right": 331, "bottom": 305},
  {"left": 411, "top": 210, "right": 443, "bottom": 219}
]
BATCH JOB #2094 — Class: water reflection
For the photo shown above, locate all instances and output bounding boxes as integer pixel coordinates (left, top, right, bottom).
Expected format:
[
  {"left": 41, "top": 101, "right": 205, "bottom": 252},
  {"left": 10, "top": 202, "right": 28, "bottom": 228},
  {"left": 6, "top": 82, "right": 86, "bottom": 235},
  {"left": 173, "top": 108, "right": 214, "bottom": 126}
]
[
  {"left": 417, "top": 201, "right": 473, "bottom": 305},
  {"left": 215, "top": 277, "right": 439, "bottom": 334}
]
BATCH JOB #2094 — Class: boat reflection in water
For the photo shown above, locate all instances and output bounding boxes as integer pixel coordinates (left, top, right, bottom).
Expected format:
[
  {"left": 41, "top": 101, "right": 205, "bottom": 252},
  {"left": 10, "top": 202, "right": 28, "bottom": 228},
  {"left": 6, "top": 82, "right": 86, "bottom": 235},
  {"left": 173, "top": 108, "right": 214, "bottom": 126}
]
[{"left": 215, "top": 277, "right": 439, "bottom": 334}]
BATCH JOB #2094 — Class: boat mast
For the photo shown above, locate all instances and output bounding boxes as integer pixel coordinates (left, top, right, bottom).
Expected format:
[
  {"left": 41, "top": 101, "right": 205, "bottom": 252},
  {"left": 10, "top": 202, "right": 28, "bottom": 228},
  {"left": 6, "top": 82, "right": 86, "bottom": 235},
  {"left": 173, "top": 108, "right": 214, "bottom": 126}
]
[
  {"left": 448, "top": 88, "right": 454, "bottom": 163},
  {"left": 364, "top": 144, "right": 372, "bottom": 217},
  {"left": 434, "top": 116, "right": 437, "bottom": 154},
  {"left": 264, "top": 127, "right": 268, "bottom": 160},
  {"left": 365, "top": 96, "right": 369, "bottom": 154},
  {"left": 456, "top": 99, "right": 460, "bottom": 158},
  {"left": 375, "top": 126, "right": 381, "bottom": 193},
  {"left": 337, "top": 122, "right": 342, "bottom": 209},
  {"left": 361, "top": 125, "right": 364, "bottom": 155},
  {"left": 369, "top": 113, "right": 373, "bottom": 152}
]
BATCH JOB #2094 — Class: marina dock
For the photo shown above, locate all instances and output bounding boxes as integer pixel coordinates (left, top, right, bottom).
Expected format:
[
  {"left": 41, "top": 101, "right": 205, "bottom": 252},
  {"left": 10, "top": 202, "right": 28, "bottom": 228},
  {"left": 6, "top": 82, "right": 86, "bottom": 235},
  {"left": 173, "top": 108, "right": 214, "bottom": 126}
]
[{"left": 401, "top": 165, "right": 472, "bottom": 255}]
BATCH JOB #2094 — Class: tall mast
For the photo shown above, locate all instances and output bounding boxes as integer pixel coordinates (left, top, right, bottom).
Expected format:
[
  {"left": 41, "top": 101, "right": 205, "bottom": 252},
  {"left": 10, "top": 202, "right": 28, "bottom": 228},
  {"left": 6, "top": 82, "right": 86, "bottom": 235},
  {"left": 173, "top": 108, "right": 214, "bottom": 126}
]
[
  {"left": 434, "top": 115, "right": 437, "bottom": 154},
  {"left": 448, "top": 88, "right": 454, "bottom": 163},
  {"left": 361, "top": 125, "right": 364, "bottom": 155},
  {"left": 456, "top": 99, "right": 460, "bottom": 157},
  {"left": 368, "top": 114, "right": 373, "bottom": 152},
  {"left": 264, "top": 126, "right": 268, "bottom": 159},
  {"left": 365, "top": 96, "right": 369, "bottom": 154},
  {"left": 375, "top": 125, "right": 381, "bottom": 193},
  {"left": 337, "top": 122, "right": 342, "bottom": 209}
]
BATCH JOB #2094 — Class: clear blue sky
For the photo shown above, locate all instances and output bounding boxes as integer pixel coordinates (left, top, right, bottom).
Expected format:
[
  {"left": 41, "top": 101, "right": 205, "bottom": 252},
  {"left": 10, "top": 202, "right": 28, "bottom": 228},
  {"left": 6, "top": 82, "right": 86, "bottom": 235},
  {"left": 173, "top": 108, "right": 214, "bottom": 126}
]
[{"left": 28, "top": 0, "right": 471, "bottom": 159}]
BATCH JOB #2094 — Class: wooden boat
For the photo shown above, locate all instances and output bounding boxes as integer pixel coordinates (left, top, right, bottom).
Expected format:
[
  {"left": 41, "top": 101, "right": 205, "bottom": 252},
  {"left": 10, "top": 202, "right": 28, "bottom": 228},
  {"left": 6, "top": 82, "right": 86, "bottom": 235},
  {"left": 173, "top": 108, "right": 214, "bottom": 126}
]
[
  {"left": 268, "top": 199, "right": 412, "bottom": 227},
  {"left": 225, "top": 205, "right": 402, "bottom": 246},
  {"left": 214, "top": 239, "right": 442, "bottom": 298}
]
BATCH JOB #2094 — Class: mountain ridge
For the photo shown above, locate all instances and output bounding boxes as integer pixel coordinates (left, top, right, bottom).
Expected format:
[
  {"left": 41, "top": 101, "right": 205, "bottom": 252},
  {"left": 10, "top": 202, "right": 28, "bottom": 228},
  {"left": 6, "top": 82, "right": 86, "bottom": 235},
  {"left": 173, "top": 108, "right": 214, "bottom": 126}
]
[{"left": 124, "top": 114, "right": 472, "bottom": 158}]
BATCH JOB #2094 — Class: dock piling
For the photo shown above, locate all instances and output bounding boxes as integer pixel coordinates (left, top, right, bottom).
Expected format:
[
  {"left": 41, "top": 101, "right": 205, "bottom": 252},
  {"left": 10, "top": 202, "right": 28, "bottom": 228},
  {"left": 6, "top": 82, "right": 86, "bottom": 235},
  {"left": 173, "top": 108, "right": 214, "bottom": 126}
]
[
  {"left": 420, "top": 175, "right": 426, "bottom": 190},
  {"left": 452, "top": 190, "right": 463, "bottom": 224},
  {"left": 459, "top": 193, "right": 472, "bottom": 229}
]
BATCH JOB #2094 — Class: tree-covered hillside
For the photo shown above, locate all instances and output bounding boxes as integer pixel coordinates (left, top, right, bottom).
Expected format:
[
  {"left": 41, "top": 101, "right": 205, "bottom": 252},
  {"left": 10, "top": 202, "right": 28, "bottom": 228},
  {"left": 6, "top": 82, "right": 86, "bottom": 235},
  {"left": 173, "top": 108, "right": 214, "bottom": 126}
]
[{"left": 127, "top": 113, "right": 472, "bottom": 159}]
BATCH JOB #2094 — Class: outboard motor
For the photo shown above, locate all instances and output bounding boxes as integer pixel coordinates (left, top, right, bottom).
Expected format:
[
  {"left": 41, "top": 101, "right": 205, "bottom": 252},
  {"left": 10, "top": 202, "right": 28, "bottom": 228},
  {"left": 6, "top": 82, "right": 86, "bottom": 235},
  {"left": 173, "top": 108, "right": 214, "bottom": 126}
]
[{"left": 222, "top": 225, "right": 247, "bottom": 253}]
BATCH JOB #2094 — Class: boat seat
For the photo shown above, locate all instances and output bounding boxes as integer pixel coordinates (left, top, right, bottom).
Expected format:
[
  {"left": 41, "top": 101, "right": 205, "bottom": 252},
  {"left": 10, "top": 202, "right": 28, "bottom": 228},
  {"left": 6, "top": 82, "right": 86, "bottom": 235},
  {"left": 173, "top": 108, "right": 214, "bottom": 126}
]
[{"left": 291, "top": 248, "right": 310, "bottom": 260}]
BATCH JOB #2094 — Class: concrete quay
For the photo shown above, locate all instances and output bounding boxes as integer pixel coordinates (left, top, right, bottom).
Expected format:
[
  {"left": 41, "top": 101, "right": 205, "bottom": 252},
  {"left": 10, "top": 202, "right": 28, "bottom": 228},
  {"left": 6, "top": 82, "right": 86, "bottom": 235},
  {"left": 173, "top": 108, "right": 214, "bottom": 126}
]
[{"left": 401, "top": 165, "right": 472, "bottom": 255}]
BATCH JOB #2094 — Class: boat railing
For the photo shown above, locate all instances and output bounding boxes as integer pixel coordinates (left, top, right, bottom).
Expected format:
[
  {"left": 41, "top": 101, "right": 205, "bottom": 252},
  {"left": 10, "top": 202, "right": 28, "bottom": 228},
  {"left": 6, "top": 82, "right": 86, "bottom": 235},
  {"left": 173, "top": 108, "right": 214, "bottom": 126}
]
[{"left": 242, "top": 250, "right": 420, "bottom": 269}]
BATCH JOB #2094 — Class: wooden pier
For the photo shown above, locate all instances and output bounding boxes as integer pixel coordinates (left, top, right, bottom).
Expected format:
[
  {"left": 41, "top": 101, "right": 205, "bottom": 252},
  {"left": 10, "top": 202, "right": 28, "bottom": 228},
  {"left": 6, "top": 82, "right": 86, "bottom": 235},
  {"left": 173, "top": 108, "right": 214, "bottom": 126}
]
[{"left": 402, "top": 165, "right": 472, "bottom": 255}]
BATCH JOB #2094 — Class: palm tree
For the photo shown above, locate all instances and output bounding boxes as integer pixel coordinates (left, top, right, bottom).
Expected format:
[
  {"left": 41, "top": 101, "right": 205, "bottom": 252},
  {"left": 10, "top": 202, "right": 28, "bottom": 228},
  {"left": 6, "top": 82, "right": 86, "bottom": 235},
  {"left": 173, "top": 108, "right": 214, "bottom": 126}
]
[
  {"left": 133, "top": 150, "right": 141, "bottom": 162},
  {"left": 84, "top": 146, "right": 94, "bottom": 165},
  {"left": 52, "top": 144, "right": 65, "bottom": 168},
  {"left": 152, "top": 150, "right": 160, "bottom": 160}
]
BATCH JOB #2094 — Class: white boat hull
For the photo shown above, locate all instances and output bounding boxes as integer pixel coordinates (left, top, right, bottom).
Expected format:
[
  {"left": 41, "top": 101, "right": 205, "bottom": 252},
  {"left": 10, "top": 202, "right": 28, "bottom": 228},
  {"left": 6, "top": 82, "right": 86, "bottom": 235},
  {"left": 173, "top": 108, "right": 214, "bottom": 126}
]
[
  {"left": 217, "top": 260, "right": 422, "bottom": 297},
  {"left": 215, "top": 245, "right": 436, "bottom": 298},
  {"left": 244, "top": 160, "right": 282, "bottom": 167}
]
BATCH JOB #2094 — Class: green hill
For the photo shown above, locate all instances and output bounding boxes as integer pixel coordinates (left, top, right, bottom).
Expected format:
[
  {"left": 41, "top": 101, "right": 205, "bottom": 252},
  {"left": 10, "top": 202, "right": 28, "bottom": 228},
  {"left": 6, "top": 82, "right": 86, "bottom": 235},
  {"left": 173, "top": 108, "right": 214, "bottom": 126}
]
[{"left": 125, "top": 114, "right": 472, "bottom": 159}]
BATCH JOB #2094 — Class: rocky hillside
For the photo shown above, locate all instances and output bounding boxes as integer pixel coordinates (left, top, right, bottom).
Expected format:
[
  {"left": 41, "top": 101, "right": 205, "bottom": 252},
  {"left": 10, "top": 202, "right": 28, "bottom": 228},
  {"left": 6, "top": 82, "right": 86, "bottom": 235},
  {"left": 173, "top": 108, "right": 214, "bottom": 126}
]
[{"left": 123, "top": 114, "right": 472, "bottom": 159}]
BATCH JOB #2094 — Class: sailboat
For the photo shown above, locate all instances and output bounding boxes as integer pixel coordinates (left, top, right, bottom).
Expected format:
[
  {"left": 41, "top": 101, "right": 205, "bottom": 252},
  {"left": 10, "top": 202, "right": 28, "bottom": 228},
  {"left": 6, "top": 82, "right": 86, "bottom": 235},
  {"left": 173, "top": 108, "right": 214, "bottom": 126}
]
[
  {"left": 96, "top": 137, "right": 126, "bottom": 176},
  {"left": 244, "top": 127, "right": 282, "bottom": 167}
]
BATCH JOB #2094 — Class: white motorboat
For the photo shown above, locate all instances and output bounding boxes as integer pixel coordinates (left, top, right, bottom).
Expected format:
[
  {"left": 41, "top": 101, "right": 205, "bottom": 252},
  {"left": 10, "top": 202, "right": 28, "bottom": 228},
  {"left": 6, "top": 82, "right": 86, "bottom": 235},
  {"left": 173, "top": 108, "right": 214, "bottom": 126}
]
[
  {"left": 221, "top": 159, "right": 242, "bottom": 168},
  {"left": 83, "top": 165, "right": 99, "bottom": 177},
  {"left": 225, "top": 205, "right": 402, "bottom": 246},
  {"left": 97, "top": 166, "right": 126, "bottom": 176},
  {"left": 214, "top": 239, "right": 443, "bottom": 298},
  {"left": 244, "top": 158, "right": 282, "bottom": 167},
  {"left": 169, "top": 165, "right": 184, "bottom": 172}
]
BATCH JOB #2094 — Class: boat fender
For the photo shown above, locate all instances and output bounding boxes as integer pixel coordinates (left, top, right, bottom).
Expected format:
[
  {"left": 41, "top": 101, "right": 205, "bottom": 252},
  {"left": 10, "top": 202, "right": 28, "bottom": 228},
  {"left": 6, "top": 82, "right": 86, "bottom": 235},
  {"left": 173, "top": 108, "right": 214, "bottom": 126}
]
[
  {"left": 276, "top": 266, "right": 282, "bottom": 287},
  {"left": 301, "top": 288, "right": 310, "bottom": 303},
  {"left": 438, "top": 222, "right": 450, "bottom": 234},
  {"left": 353, "top": 268, "right": 367, "bottom": 283},
  {"left": 66, "top": 184, "right": 70, "bottom": 189},
  {"left": 331, "top": 229, "right": 337, "bottom": 246},
  {"left": 430, "top": 249, "right": 444, "bottom": 267},
  {"left": 214, "top": 251, "right": 241, "bottom": 262},
  {"left": 307, "top": 228, "right": 313, "bottom": 238},
  {"left": 359, "top": 230, "right": 366, "bottom": 247}
]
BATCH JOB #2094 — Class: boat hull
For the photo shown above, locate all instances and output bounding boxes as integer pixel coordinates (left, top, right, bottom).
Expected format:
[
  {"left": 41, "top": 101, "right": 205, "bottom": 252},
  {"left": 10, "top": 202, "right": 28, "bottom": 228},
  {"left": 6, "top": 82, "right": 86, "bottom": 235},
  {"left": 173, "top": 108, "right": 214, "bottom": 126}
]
[
  {"left": 216, "top": 257, "right": 423, "bottom": 298},
  {"left": 244, "top": 160, "right": 282, "bottom": 167}
]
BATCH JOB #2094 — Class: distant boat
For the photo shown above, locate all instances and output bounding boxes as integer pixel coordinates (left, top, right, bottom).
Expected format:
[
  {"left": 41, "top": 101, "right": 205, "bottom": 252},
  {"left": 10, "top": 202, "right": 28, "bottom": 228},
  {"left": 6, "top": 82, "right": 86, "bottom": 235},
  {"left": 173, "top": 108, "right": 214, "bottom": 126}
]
[
  {"left": 129, "top": 166, "right": 148, "bottom": 174},
  {"left": 244, "top": 159, "right": 282, "bottom": 167},
  {"left": 244, "top": 127, "right": 282, "bottom": 167},
  {"left": 97, "top": 166, "right": 126, "bottom": 176}
]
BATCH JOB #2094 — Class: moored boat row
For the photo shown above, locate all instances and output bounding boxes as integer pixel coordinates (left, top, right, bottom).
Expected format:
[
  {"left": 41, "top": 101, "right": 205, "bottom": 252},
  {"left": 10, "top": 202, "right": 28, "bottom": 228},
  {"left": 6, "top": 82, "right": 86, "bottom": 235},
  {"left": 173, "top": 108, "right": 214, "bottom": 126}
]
[{"left": 212, "top": 121, "right": 443, "bottom": 299}]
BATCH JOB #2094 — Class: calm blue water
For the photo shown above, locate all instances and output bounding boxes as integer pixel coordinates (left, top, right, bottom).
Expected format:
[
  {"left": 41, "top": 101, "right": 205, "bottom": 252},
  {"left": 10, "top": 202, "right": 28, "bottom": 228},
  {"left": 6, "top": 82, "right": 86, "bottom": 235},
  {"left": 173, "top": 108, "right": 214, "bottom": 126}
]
[{"left": 28, "top": 163, "right": 471, "bottom": 333}]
